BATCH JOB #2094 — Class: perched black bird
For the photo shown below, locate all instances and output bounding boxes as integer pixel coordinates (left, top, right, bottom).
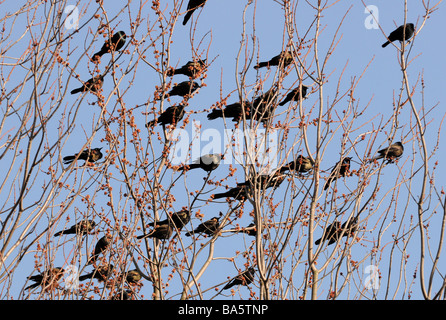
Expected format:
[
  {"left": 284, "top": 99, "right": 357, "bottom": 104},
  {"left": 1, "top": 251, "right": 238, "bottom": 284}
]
[
  {"left": 92, "top": 31, "right": 127, "bottom": 60},
  {"left": 63, "top": 147, "right": 103, "bottom": 165},
  {"left": 185, "top": 216, "right": 220, "bottom": 237},
  {"left": 167, "top": 59, "right": 207, "bottom": 78},
  {"left": 382, "top": 23, "right": 414, "bottom": 48},
  {"left": 25, "top": 267, "right": 65, "bottom": 291},
  {"left": 207, "top": 101, "right": 252, "bottom": 123},
  {"left": 315, "top": 216, "right": 359, "bottom": 246},
  {"left": 165, "top": 81, "right": 201, "bottom": 99},
  {"left": 88, "top": 235, "right": 112, "bottom": 265},
  {"left": 146, "top": 105, "right": 186, "bottom": 128},
  {"left": 125, "top": 269, "right": 142, "bottom": 284},
  {"left": 137, "top": 223, "right": 173, "bottom": 240},
  {"left": 148, "top": 209, "right": 191, "bottom": 230},
  {"left": 370, "top": 141, "right": 404, "bottom": 162},
  {"left": 279, "top": 155, "right": 313, "bottom": 174},
  {"left": 250, "top": 87, "right": 279, "bottom": 123},
  {"left": 213, "top": 185, "right": 251, "bottom": 201},
  {"left": 79, "top": 264, "right": 114, "bottom": 282},
  {"left": 323, "top": 157, "right": 352, "bottom": 191},
  {"left": 223, "top": 267, "right": 255, "bottom": 290},
  {"left": 279, "top": 85, "right": 309, "bottom": 106},
  {"left": 183, "top": 0, "right": 207, "bottom": 25},
  {"left": 70, "top": 75, "right": 104, "bottom": 95},
  {"left": 54, "top": 220, "right": 96, "bottom": 237},
  {"left": 254, "top": 51, "right": 293, "bottom": 69},
  {"left": 177, "top": 154, "right": 222, "bottom": 172},
  {"left": 237, "top": 171, "right": 286, "bottom": 190}
]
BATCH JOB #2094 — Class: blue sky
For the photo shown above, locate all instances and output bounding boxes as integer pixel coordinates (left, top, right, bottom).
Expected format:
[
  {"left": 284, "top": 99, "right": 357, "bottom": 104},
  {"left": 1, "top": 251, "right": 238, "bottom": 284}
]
[{"left": 1, "top": 0, "right": 445, "bottom": 300}]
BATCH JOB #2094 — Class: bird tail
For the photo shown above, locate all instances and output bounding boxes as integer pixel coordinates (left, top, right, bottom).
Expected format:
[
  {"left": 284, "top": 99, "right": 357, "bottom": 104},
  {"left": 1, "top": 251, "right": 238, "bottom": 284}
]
[
  {"left": 70, "top": 88, "right": 82, "bottom": 95},
  {"left": 92, "top": 50, "right": 105, "bottom": 61},
  {"left": 54, "top": 230, "right": 64, "bottom": 237},
  {"left": 63, "top": 156, "right": 75, "bottom": 165},
  {"left": 382, "top": 41, "right": 390, "bottom": 48},
  {"left": 213, "top": 192, "right": 228, "bottom": 199},
  {"left": 207, "top": 109, "right": 223, "bottom": 120},
  {"left": 178, "top": 163, "right": 200, "bottom": 171},
  {"left": 369, "top": 155, "right": 384, "bottom": 162},
  {"left": 254, "top": 62, "right": 268, "bottom": 69},
  {"left": 183, "top": 11, "right": 193, "bottom": 25},
  {"left": 315, "top": 238, "right": 321, "bottom": 245},
  {"left": 136, "top": 234, "right": 148, "bottom": 240},
  {"left": 278, "top": 99, "right": 287, "bottom": 106},
  {"left": 24, "top": 283, "right": 40, "bottom": 290},
  {"left": 78, "top": 274, "right": 92, "bottom": 282},
  {"left": 146, "top": 120, "right": 156, "bottom": 128},
  {"left": 323, "top": 177, "right": 333, "bottom": 191}
]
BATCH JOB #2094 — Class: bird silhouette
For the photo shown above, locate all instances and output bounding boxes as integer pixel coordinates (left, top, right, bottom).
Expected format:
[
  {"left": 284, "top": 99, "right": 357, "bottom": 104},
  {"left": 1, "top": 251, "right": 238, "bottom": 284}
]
[
  {"left": 213, "top": 185, "right": 251, "bottom": 201},
  {"left": 92, "top": 31, "right": 127, "bottom": 60},
  {"left": 177, "top": 154, "right": 222, "bottom": 172},
  {"left": 167, "top": 59, "right": 207, "bottom": 78},
  {"left": 79, "top": 264, "right": 114, "bottom": 282},
  {"left": 25, "top": 267, "right": 65, "bottom": 291},
  {"left": 207, "top": 101, "right": 252, "bottom": 123},
  {"left": 183, "top": 0, "right": 207, "bottom": 25},
  {"left": 223, "top": 267, "right": 255, "bottom": 290},
  {"left": 370, "top": 141, "right": 404, "bottom": 162},
  {"left": 148, "top": 209, "right": 191, "bottom": 230},
  {"left": 185, "top": 217, "right": 220, "bottom": 237},
  {"left": 63, "top": 147, "right": 103, "bottom": 165},
  {"left": 278, "top": 85, "right": 309, "bottom": 106},
  {"left": 382, "top": 23, "right": 414, "bottom": 48},
  {"left": 315, "top": 216, "right": 359, "bottom": 246},
  {"left": 54, "top": 220, "right": 96, "bottom": 237},
  {"left": 70, "top": 75, "right": 104, "bottom": 95},
  {"left": 323, "top": 157, "right": 352, "bottom": 191},
  {"left": 137, "top": 223, "right": 173, "bottom": 240},
  {"left": 279, "top": 155, "right": 314, "bottom": 174},
  {"left": 254, "top": 51, "right": 293, "bottom": 69},
  {"left": 87, "top": 235, "right": 112, "bottom": 265},
  {"left": 146, "top": 105, "right": 186, "bottom": 128}
]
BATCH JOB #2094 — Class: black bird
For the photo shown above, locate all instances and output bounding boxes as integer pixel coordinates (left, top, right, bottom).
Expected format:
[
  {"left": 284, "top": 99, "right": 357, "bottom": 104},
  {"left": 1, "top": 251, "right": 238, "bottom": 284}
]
[
  {"left": 382, "top": 23, "right": 414, "bottom": 48},
  {"left": 167, "top": 59, "right": 207, "bottom": 78},
  {"left": 251, "top": 87, "right": 279, "bottom": 123},
  {"left": 279, "top": 155, "right": 313, "bottom": 174},
  {"left": 88, "top": 235, "right": 112, "bottom": 265},
  {"left": 183, "top": 0, "right": 207, "bottom": 25},
  {"left": 148, "top": 209, "right": 191, "bottom": 230},
  {"left": 70, "top": 75, "right": 104, "bottom": 95},
  {"left": 137, "top": 223, "right": 173, "bottom": 240},
  {"left": 254, "top": 51, "right": 293, "bottom": 69},
  {"left": 315, "top": 216, "right": 359, "bottom": 246},
  {"left": 213, "top": 185, "right": 251, "bottom": 201},
  {"left": 223, "top": 267, "right": 255, "bottom": 290},
  {"left": 146, "top": 105, "right": 186, "bottom": 128},
  {"left": 165, "top": 81, "right": 201, "bottom": 99},
  {"left": 370, "top": 141, "right": 404, "bottom": 162},
  {"left": 79, "top": 264, "right": 114, "bottom": 282},
  {"left": 279, "top": 85, "right": 309, "bottom": 106},
  {"left": 185, "top": 216, "right": 220, "bottom": 237},
  {"left": 177, "top": 153, "right": 222, "bottom": 172},
  {"left": 54, "top": 220, "right": 96, "bottom": 237},
  {"left": 237, "top": 171, "right": 286, "bottom": 190},
  {"left": 92, "top": 31, "right": 127, "bottom": 60},
  {"left": 207, "top": 101, "right": 252, "bottom": 123},
  {"left": 125, "top": 269, "right": 142, "bottom": 284},
  {"left": 323, "top": 157, "right": 352, "bottom": 191},
  {"left": 25, "top": 267, "right": 65, "bottom": 291},
  {"left": 63, "top": 147, "right": 103, "bottom": 165}
]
